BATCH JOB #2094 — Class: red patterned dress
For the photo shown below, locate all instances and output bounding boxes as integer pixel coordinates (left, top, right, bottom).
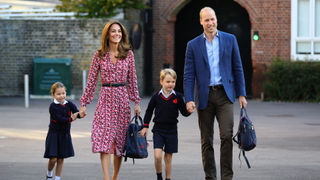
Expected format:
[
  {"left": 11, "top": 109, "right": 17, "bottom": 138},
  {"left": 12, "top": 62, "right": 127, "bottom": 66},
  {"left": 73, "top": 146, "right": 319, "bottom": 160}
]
[{"left": 80, "top": 50, "right": 141, "bottom": 157}]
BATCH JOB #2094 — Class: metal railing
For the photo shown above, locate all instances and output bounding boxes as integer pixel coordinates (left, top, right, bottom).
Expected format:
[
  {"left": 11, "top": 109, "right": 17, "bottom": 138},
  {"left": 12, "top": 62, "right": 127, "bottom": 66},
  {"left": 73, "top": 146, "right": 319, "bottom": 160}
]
[
  {"left": 0, "top": 5, "right": 123, "bottom": 20},
  {"left": 0, "top": 7, "right": 87, "bottom": 19}
]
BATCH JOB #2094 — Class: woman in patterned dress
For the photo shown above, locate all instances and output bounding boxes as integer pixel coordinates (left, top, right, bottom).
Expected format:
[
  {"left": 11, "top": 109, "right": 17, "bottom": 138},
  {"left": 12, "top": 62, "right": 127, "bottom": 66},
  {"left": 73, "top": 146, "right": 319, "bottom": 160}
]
[{"left": 79, "top": 21, "right": 141, "bottom": 180}]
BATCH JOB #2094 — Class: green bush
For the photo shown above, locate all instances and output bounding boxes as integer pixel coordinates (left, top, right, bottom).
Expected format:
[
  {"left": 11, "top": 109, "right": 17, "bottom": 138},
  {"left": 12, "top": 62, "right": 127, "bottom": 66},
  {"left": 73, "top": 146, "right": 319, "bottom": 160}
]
[{"left": 263, "top": 58, "right": 320, "bottom": 102}]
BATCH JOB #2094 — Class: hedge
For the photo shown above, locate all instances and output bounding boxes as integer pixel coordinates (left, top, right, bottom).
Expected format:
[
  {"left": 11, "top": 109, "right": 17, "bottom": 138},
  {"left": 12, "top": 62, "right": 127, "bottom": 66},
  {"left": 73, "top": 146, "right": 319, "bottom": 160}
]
[{"left": 263, "top": 58, "right": 320, "bottom": 102}]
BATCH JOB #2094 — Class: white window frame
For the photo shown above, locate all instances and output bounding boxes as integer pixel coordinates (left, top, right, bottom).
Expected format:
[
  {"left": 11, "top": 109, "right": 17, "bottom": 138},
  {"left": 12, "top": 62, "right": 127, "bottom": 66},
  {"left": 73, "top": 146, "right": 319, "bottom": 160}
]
[{"left": 291, "top": 0, "right": 320, "bottom": 61}]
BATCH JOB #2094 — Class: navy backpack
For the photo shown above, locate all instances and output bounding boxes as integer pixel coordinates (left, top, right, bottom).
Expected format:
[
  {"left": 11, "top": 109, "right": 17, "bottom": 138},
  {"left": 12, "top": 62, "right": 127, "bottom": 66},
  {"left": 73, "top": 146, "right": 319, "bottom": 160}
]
[
  {"left": 233, "top": 107, "right": 257, "bottom": 168},
  {"left": 123, "top": 115, "right": 148, "bottom": 164}
]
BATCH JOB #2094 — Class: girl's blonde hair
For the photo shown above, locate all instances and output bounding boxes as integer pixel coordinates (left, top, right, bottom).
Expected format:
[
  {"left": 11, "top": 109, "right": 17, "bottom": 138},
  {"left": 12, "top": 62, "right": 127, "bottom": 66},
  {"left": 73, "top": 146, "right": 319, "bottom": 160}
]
[
  {"left": 50, "top": 82, "right": 66, "bottom": 95},
  {"left": 98, "top": 21, "right": 131, "bottom": 60},
  {"left": 160, "top": 68, "right": 177, "bottom": 81}
]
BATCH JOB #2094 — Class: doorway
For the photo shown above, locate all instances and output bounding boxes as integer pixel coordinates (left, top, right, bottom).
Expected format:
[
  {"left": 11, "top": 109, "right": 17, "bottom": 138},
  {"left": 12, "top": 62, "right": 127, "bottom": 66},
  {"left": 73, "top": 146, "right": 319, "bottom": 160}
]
[{"left": 174, "top": 0, "right": 252, "bottom": 96}]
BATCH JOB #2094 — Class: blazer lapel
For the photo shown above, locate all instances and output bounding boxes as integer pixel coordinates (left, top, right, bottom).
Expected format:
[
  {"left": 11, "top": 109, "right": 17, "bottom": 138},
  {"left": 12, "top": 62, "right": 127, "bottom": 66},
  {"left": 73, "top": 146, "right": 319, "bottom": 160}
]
[{"left": 198, "top": 35, "right": 209, "bottom": 66}]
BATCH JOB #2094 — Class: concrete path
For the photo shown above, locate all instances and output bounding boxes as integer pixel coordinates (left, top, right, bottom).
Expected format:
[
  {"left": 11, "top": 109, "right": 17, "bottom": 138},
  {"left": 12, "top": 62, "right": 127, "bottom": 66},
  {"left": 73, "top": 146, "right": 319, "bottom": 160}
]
[{"left": 0, "top": 97, "right": 320, "bottom": 180}]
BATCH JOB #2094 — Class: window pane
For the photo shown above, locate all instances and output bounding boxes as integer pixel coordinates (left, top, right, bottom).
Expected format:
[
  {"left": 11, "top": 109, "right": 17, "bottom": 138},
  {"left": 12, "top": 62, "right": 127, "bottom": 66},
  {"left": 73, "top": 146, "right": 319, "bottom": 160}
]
[
  {"left": 315, "top": 42, "right": 320, "bottom": 54},
  {"left": 297, "top": 42, "right": 311, "bottom": 54},
  {"left": 316, "top": 0, "right": 320, "bottom": 37},
  {"left": 298, "top": 0, "right": 310, "bottom": 37}
]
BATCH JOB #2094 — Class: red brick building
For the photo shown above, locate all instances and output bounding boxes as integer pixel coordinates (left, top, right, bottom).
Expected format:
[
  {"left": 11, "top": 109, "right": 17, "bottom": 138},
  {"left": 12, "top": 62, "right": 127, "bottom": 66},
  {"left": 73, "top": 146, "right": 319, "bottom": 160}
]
[{"left": 145, "top": 0, "right": 320, "bottom": 98}]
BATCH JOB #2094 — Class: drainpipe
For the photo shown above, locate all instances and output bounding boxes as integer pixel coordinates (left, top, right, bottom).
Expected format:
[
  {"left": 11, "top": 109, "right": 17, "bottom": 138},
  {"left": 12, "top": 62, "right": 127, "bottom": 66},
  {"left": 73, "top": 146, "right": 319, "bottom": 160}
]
[{"left": 144, "top": 0, "right": 154, "bottom": 95}]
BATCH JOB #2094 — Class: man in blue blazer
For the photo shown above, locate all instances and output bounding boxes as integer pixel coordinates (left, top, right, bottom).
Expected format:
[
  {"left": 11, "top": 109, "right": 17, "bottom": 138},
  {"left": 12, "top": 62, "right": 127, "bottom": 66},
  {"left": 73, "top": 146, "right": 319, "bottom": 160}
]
[{"left": 184, "top": 7, "right": 247, "bottom": 180}]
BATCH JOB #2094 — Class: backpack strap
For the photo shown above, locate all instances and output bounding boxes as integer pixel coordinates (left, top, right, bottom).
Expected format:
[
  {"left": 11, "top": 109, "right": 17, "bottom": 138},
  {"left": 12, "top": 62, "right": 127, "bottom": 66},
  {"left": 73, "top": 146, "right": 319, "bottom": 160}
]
[
  {"left": 232, "top": 130, "right": 240, "bottom": 144},
  {"left": 238, "top": 149, "right": 251, "bottom": 168}
]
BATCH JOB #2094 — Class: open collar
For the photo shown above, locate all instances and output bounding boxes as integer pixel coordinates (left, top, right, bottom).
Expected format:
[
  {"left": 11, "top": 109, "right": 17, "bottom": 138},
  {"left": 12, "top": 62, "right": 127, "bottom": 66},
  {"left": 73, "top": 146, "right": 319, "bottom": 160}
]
[{"left": 158, "top": 89, "right": 176, "bottom": 99}]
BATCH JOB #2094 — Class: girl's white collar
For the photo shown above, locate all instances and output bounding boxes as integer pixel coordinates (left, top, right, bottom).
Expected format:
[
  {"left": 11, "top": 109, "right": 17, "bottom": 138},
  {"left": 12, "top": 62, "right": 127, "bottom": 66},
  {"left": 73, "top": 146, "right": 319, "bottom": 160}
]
[{"left": 53, "top": 99, "right": 68, "bottom": 105}]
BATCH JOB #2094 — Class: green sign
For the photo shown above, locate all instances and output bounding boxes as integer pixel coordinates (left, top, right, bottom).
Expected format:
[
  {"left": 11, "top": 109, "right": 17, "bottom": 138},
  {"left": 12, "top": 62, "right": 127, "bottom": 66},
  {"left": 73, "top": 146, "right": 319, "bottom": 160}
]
[{"left": 33, "top": 58, "right": 71, "bottom": 95}]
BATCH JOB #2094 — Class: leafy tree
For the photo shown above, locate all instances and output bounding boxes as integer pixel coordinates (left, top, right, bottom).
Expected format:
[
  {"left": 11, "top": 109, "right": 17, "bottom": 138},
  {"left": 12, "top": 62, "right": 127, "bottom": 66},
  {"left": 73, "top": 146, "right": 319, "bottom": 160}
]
[{"left": 56, "top": 0, "right": 148, "bottom": 18}]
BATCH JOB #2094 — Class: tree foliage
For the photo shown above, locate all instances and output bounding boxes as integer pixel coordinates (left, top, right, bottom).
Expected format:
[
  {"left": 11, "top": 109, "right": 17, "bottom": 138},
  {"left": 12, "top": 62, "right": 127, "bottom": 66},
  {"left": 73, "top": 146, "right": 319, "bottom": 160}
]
[{"left": 56, "top": 0, "right": 148, "bottom": 18}]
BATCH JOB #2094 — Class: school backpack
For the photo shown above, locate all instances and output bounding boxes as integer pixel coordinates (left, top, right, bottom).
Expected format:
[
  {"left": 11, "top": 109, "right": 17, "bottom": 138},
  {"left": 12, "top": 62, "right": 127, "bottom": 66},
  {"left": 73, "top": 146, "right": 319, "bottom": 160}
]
[
  {"left": 233, "top": 107, "right": 257, "bottom": 168},
  {"left": 123, "top": 114, "right": 148, "bottom": 164}
]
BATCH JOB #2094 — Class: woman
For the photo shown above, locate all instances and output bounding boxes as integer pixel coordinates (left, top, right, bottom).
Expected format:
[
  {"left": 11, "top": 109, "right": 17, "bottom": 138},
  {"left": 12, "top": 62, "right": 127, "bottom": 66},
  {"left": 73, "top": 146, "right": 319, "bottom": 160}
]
[{"left": 79, "top": 21, "right": 141, "bottom": 180}]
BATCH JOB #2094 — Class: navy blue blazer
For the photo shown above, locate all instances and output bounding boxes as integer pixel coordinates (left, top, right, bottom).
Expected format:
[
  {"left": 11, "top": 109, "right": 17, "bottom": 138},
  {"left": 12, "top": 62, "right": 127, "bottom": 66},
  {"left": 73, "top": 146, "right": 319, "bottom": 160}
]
[{"left": 184, "top": 31, "right": 246, "bottom": 110}]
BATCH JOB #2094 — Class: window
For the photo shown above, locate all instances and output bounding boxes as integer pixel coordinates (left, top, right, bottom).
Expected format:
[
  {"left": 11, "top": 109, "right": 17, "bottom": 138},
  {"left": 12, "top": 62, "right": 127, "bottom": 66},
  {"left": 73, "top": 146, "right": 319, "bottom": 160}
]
[{"left": 291, "top": 0, "right": 320, "bottom": 60}]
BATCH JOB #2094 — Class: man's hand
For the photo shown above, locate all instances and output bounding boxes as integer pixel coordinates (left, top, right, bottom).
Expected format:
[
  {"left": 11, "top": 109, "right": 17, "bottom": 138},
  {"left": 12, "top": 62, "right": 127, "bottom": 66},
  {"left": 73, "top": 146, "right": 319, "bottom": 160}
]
[
  {"left": 186, "top": 101, "right": 196, "bottom": 113},
  {"left": 239, "top": 96, "right": 247, "bottom": 108}
]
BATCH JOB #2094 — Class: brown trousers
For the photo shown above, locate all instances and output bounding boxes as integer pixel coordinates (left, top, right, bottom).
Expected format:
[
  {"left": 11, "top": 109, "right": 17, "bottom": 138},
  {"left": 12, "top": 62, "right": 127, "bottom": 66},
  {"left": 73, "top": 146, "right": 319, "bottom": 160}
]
[{"left": 197, "top": 88, "right": 234, "bottom": 180}]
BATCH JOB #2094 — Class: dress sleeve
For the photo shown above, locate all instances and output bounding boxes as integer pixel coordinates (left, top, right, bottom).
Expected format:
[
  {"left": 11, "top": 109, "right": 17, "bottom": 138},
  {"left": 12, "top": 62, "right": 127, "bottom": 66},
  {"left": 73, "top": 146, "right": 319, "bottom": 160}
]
[
  {"left": 79, "top": 51, "right": 100, "bottom": 107},
  {"left": 126, "top": 50, "right": 141, "bottom": 105}
]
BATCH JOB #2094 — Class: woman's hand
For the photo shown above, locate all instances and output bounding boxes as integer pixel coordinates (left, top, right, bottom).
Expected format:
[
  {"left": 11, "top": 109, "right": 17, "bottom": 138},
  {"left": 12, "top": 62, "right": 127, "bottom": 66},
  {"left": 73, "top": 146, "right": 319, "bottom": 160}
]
[
  {"left": 134, "top": 105, "right": 141, "bottom": 116},
  {"left": 79, "top": 106, "right": 87, "bottom": 118}
]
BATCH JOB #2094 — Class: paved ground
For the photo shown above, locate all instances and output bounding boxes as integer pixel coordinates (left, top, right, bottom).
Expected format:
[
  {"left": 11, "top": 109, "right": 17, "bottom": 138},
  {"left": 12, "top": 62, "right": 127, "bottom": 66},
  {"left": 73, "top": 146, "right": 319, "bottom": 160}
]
[{"left": 0, "top": 96, "right": 320, "bottom": 180}]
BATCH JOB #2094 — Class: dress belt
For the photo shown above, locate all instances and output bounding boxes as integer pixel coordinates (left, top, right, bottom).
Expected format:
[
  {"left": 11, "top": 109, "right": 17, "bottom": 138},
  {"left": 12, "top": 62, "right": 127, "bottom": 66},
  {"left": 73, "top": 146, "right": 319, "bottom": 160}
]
[
  {"left": 102, "top": 83, "right": 126, "bottom": 87},
  {"left": 210, "top": 84, "right": 223, "bottom": 90}
]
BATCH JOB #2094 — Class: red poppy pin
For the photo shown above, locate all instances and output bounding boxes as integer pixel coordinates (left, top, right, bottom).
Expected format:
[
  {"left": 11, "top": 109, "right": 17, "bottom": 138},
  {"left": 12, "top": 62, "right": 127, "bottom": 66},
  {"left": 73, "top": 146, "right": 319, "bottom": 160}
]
[{"left": 173, "top": 99, "right": 178, "bottom": 104}]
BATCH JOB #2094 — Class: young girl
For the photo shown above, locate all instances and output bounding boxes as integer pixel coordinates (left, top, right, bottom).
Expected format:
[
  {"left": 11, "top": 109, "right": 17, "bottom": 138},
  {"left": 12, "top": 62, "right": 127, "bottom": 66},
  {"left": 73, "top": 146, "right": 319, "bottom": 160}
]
[
  {"left": 44, "top": 82, "right": 82, "bottom": 180},
  {"left": 140, "top": 69, "right": 192, "bottom": 180}
]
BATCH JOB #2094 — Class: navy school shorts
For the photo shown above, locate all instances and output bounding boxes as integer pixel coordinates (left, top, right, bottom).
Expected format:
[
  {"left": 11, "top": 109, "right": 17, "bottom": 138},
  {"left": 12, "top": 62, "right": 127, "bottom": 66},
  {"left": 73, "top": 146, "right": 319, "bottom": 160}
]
[{"left": 152, "top": 129, "right": 178, "bottom": 153}]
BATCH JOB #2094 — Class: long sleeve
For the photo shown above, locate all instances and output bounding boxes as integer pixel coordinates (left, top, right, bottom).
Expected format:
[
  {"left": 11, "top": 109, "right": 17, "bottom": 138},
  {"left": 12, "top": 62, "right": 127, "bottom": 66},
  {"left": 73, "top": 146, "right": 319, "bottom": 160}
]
[
  {"left": 49, "top": 104, "right": 72, "bottom": 124},
  {"left": 143, "top": 95, "right": 156, "bottom": 128},
  {"left": 231, "top": 36, "right": 246, "bottom": 97},
  {"left": 69, "top": 101, "right": 79, "bottom": 114},
  {"left": 80, "top": 52, "right": 100, "bottom": 107},
  {"left": 126, "top": 50, "right": 141, "bottom": 105},
  {"left": 184, "top": 41, "right": 196, "bottom": 103},
  {"left": 178, "top": 95, "right": 191, "bottom": 117}
]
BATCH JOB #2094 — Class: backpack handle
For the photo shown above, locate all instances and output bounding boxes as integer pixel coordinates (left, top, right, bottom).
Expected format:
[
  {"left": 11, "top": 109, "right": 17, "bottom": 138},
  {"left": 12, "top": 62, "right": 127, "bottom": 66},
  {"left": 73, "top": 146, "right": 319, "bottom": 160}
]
[
  {"left": 136, "top": 114, "right": 142, "bottom": 126},
  {"left": 233, "top": 107, "right": 247, "bottom": 144},
  {"left": 131, "top": 114, "right": 143, "bottom": 127},
  {"left": 241, "top": 107, "right": 246, "bottom": 118}
]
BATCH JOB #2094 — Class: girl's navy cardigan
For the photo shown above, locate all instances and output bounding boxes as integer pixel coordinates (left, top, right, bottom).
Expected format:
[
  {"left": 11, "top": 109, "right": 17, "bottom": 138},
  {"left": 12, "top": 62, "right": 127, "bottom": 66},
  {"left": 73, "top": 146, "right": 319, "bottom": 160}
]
[{"left": 48, "top": 100, "right": 79, "bottom": 134}]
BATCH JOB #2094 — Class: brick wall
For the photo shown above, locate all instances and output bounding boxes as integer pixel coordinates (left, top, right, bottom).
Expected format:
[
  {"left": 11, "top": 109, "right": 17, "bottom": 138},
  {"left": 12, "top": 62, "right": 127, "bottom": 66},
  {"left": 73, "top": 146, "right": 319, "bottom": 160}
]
[
  {"left": 0, "top": 0, "right": 292, "bottom": 98},
  {"left": 241, "top": 0, "right": 291, "bottom": 96},
  {"left": 0, "top": 19, "right": 144, "bottom": 98},
  {"left": 151, "top": 0, "right": 291, "bottom": 97}
]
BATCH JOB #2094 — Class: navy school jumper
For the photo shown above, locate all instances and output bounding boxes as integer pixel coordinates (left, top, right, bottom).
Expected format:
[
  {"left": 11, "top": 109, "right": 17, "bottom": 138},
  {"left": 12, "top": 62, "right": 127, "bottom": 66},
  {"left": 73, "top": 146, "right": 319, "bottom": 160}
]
[{"left": 143, "top": 91, "right": 191, "bottom": 132}]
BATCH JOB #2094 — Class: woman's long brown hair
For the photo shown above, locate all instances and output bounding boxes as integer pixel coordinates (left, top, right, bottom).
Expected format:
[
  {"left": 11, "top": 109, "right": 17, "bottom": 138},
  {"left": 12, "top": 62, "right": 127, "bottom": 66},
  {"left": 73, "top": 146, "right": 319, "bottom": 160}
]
[{"left": 98, "top": 21, "right": 131, "bottom": 60}]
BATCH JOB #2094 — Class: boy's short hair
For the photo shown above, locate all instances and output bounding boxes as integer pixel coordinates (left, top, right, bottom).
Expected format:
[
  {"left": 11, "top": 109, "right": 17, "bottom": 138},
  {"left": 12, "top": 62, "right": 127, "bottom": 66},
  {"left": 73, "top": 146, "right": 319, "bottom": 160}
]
[{"left": 160, "top": 68, "right": 177, "bottom": 81}]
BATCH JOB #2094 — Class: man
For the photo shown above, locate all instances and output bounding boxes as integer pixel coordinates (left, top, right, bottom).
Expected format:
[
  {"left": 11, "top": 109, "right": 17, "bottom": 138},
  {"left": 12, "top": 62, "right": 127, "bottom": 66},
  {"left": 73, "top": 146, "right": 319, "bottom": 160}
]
[{"left": 183, "top": 7, "right": 247, "bottom": 180}]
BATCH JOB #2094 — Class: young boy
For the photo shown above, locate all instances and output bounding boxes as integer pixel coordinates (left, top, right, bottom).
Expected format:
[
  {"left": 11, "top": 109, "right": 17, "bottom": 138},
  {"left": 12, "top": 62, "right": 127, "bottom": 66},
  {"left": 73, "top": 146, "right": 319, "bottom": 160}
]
[{"left": 140, "top": 68, "right": 192, "bottom": 180}]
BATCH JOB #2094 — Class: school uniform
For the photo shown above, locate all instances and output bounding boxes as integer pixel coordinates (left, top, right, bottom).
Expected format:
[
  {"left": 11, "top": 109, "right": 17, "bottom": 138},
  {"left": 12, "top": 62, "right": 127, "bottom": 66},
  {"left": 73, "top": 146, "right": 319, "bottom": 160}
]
[
  {"left": 44, "top": 99, "right": 79, "bottom": 159},
  {"left": 143, "top": 89, "right": 190, "bottom": 153}
]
